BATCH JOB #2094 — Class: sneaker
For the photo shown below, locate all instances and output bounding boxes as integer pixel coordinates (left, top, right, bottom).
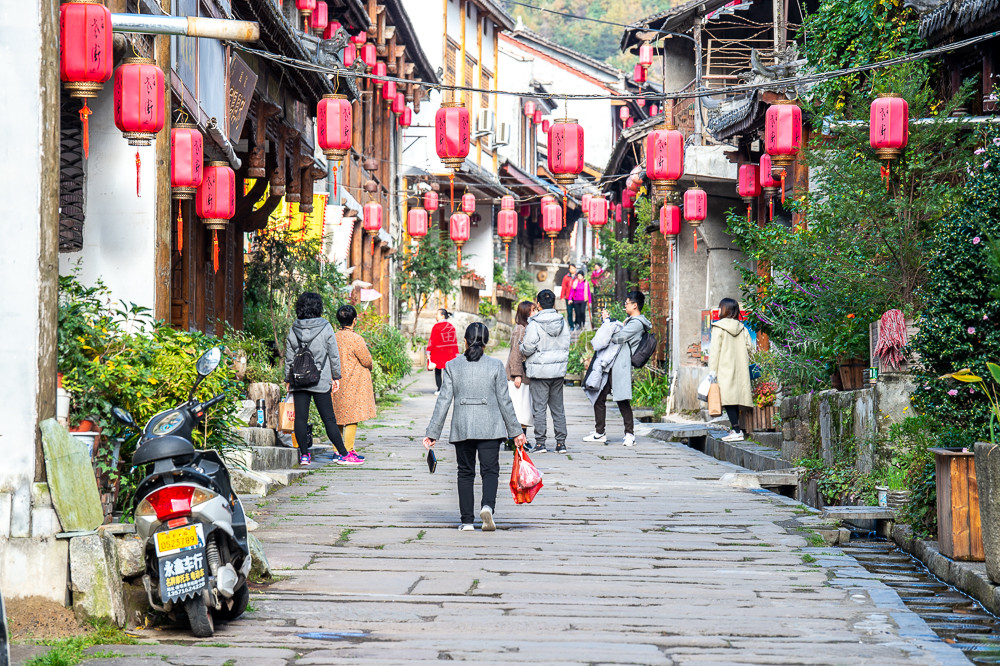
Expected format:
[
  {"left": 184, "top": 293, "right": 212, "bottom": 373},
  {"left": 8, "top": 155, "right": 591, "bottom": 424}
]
[
  {"left": 721, "top": 430, "right": 744, "bottom": 442},
  {"left": 337, "top": 451, "right": 365, "bottom": 465},
  {"left": 623, "top": 433, "right": 636, "bottom": 447},
  {"left": 434, "top": 390, "right": 440, "bottom": 396},
  {"left": 480, "top": 506, "right": 496, "bottom": 532},
  {"left": 530, "top": 443, "right": 548, "bottom": 454},
  {"left": 458, "top": 523, "right": 475, "bottom": 531},
  {"left": 555, "top": 443, "right": 568, "bottom": 454},
  {"left": 582, "top": 431, "right": 607, "bottom": 443},
  {"left": 347, "top": 450, "right": 365, "bottom": 461},
  {"left": 299, "top": 453, "right": 311, "bottom": 466}
]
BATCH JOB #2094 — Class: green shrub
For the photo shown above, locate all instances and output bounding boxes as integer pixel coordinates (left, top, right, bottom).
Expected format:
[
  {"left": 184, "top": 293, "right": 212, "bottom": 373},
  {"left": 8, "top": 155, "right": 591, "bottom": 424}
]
[
  {"left": 356, "top": 312, "right": 410, "bottom": 396},
  {"left": 478, "top": 300, "right": 499, "bottom": 319},
  {"left": 566, "top": 330, "right": 596, "bottom": 376},
  {"left": 631, "top": 368, "right": 671, "bottom": 414}
]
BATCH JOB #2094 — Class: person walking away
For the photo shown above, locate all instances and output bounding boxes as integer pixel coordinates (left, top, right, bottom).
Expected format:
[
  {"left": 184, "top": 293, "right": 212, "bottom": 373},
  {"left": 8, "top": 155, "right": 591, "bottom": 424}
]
[
  {"left": 284, "top": 292, "right": 351, "bottom": 466},
  {"left": 520, "top": 289, "right": 571, "bottom": 454},
  {"left": 506, "top": 301, "right": 535, "bottom": 442},
  {"left": 559, "top": 263, "right": 578, "bottom": 330},
  {"left": 427, "top": 309, "right": 459, "bottom": 395},
  {"left": 569, "top": 271, "right": 591, "bottom": 330},
  {"left": 424, "top": 323, "right": 527, "bottom": 531},
  {"left": 709, "top": 298, "right": 753, "bottom": 442},
  {"left": 583, "top": 291, "right": 652, "bottom": 447},
  {"left": 330, "top": 304, "right": 373, "bottom": 466}
]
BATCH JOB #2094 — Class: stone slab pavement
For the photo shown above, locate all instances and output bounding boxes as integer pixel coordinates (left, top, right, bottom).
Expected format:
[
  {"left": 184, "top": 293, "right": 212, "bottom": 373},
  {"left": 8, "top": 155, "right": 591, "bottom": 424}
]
[{"left": 73, "top": 365, "right": 967, "bottom": 665}]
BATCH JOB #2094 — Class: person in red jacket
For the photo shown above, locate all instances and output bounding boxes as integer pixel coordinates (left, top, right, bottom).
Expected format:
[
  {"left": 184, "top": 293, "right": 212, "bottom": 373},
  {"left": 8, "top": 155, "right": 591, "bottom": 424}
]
[
  {"left": 559, "top": 263, "right": 578, "bottom": 330},
  {"left": 427, "top": 309, "right": 459, "bottom": 394}
]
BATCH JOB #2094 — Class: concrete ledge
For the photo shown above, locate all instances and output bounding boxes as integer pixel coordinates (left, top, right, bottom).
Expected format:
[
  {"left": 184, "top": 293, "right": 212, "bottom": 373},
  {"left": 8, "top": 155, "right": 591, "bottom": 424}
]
[{"left": 823, "top": 506, "right": 896, "bottom": 521}]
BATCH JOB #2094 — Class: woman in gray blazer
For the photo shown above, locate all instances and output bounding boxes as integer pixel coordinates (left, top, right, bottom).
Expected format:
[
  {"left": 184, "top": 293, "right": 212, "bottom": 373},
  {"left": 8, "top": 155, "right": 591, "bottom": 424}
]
[{"left": 424, "top": 322, "right": 528, "bottom": 531}]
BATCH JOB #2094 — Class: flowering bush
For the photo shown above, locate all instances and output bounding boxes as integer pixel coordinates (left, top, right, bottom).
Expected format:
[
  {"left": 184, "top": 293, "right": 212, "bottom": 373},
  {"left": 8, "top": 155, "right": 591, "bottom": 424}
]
[{"left": 753, "top": 381, "right": 778, "bottom": 408}]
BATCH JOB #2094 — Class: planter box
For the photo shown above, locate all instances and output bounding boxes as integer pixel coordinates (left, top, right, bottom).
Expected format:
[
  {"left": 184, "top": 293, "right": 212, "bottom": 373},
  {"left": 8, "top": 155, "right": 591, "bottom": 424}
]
[
  {"left": 460, "top": 276, "right": 486, "bottom": 290},
  {"left": 837, "top": 358, "right": 866, "bottom": 391},
  {"left": 496, "top": 284, "right": 516, "bottom": 301},
  {"left": 744, "top": 405, "right": 776, "bottom": 433},
  {"left": 930, "top": 447, "right": 984, "bottom": 561}
]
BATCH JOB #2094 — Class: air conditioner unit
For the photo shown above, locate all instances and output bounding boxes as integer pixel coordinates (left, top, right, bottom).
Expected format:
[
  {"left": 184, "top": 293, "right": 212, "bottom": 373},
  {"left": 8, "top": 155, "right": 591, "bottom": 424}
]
[
  {"left": 492, "top": 121, "right": 511, "bottom": 148},
  {"left": 473, "top": 109, "right": 495, "bottom": 139}
]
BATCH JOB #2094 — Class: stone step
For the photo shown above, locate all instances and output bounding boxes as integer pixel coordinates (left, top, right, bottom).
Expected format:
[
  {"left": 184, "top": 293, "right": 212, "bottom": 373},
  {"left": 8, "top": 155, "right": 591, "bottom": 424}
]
[
  {"left": 229, "top": 466, "right": 278, "bottom": 496},
  {"left": 822, "top": 505, "right": 896, "bottom": 521},
  {"left": 227, "top": 444, "right": 298, "bottom": 472},
  {"left": 260, "top": 469, "right": 310, "bottom": 485}
]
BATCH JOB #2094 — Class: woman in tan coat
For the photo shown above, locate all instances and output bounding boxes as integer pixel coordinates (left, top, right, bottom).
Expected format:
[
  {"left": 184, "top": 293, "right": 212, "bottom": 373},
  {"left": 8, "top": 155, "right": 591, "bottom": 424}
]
[
  {"left": 708, "top": 298, "right": 753, "bottom": 443},
  {"left": 331, "top": 305, "right": 377, "bottom": 464}
]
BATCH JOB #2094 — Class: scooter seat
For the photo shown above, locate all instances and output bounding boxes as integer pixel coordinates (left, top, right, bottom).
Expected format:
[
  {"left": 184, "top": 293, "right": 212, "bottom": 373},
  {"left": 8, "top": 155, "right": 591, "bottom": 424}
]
[{"left": 132, "top": 435, "right": 196, "bottom": 466}]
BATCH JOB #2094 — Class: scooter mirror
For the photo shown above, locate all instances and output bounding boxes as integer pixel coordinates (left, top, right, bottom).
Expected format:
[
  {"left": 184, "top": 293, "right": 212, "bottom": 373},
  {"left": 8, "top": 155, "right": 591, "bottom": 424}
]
[
  {"left": 111, "top": 406, "right": 135, "bottom": 427},
  {"left": 196, "top": 347, "right": 222, "bottom": 378}
]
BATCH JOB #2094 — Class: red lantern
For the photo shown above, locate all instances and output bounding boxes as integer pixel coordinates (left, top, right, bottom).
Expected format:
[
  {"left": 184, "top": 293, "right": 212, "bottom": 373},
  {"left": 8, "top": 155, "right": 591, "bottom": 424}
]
[
  {"left": 660, "top": 203, "right": 680, "bottom": 237},
  {"left": 633, "top": 63, "right": 646, "bottom": 84},
  {"left": 61, "top": 0, "right": 114, "bottom": 158},
  {"left": 352, "top": 30, "right": 367, "bottom": 45},
  {"left": 322, "top": 20, "right": 341, "bottom": 40},
  {"left": 639, "top": 43, "right": 654, "bottom": 70},
  {"left": 615, "top": 203, "right": 622, "bottom": 224},
  {"left": 361, "top": 43, "right": 377, "bottom": 68},
  {"left": 541, "top": 194, "right": 557, "bottom": 209},
  {"left": 344, "top": 43, "right": 356, "bottom": 68},
  {"left": 870, "top": 94, "right": 908, "bottom": 161},
  {"left": 626, "top": 175, "right": 641, "bottom": 193},
  {"left": 541, "top": 203, "right": 561, "bottom": 258},
  {"left": 581, "top": 193, "right": 592, "bottom": 218},
  {"left": 764, "top": 99, "right": 802, "bottom": 171},
  {"left": 450, "top": 211, "right": 471, "bottom": 266},
  {"left": 683, "top": 187, "right": 707, "bottom": 252},
  {"left": 296, "top": 0, "right": 315, "bottom": 30},
  {"left": 435, "top": 101, "right": 470, "bottom": 172},
  {"left": 637, "top": 98, "right": 646, "bottom": 108},
  {"left": 541, "top": 119, "right": 550, "bottom": 133},
  {"left": 619, "top": 106, "right": 630, "bottom": 122},
  {"left": 407, "top": 207, "right": 428, "bottom": 239},
  {"left": 170, "top": 124, "right": 203, "bottom": 200},
  {"left": 524, "top": 100, "right": 535, "bottom": 118},
  {"left": 196, "top": 162, "right": 236, "bottom": 273},
  {"left": 622, "top": 188, "right": 636, "bottom": 210},
  {"left": 497, "top": 209, "right": 517, "bottom": 261},
  {"left": 533, "top": 109, "right": 543, "bottom": 125},
  {"left": 501, "top": 195, "right": 515, "bottom": 210},
  {"left": 423, "top": 190, "right": 439, "bottom": 212},
  {"left": 759, "top": 153, "right": 781, "bottom": 220},
  {"left": 382, "top": 80, "right": 396, "bottom": 102},
  {"left": 738, "top": 163, "right": 761, "bottom": 202},
  {"left": 461, "top": 192, "right": 476, "bottom": 214},
  {"left": 626, "top": 118, "right": 634, "bottom": 129},
  {"left": 650, "top": 104, "right": 658, "bottom": 116},
  {"left": 310, "top": 1, "right": 328, "bottom": 34},
  {"left": 113, "top": 57, "right": 165, "bottom": 147},
  {"left": 399, "top": 106, "right": 412, "bottom": 128},
  {"left": 317, "top": 94, "right": 352, "bottom": 161},
  {"left": 589, "top": 196, "right": 608, "bottom": 227},
  {"left": 547, "top": 119, "right": 584, "bottom": 186},
  {"left": 373, "top": 61, "right": 387, "bottom": 87},
  {"left": 392, "top": 92, "right": 406, "bottom": 115},
  {"left": 363, "top": 201, "right": 383, "bottom": 234},
  {"left": 646, "top": 125, "right": 684, "bottom": 197}
]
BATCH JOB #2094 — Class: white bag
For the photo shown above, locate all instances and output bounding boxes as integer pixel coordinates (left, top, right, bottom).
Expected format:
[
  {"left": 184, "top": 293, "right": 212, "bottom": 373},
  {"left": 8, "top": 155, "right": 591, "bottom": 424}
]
[
  {"left": 508, "top": 380, "right": 534, "bottom": 427},
  {"left": 697, "top": 376, "right": 712, "bottom": 402}
]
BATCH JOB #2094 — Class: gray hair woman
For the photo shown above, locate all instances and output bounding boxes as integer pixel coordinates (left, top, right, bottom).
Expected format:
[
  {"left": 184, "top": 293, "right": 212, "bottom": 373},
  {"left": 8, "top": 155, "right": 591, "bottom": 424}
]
[{"left": 424, "top": 322, "right": 527, "bottom": 531}]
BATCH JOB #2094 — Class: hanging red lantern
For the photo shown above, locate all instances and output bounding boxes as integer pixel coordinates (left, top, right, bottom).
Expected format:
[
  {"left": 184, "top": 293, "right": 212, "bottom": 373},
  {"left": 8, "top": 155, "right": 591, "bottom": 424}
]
[
  {"left": 344, "top": 43, "right": 357, "bottom": 68},
  {"left": 622, "top": 188, "right": 636, "bottom": 211},
  {"left": 683, "top": 187, "right": 707, "bottom": 252},
  {"left": 501, "top": 195, "right": 515, "bottom": 210},
  {"left": 363, "top": 200, "right": 383, "bottom": 255},
  {"left": 738, "top": 163, "right": 760, "bottom": 223},
  {"left": 759, "top": 153, "right": 781, "bottom": 220},
  {"left": 373, "top": 61, "right": 387, "bottom": 88},
  {"left": 361, "top": 43, "right": 377, "bottom": 69},
  {"left": 436, "top": 101, "right": 470, "bottom": 207},
  {"left": 533, "top": 109, "right": 542, "bottom": 125},
  {"left": 639, "top": 43, "right": 654, "bottom": 70},
  {"left": 113, "top": 57, "right": 165, "bottom": 147},
  {"left": 619, "top": 106, "right": 630, "bottom": 122},
  {"left": 541, "top": 119, "right": 550, "bottom": 133},
  {"left": 633, "top": 63, "right": 646, "bottom": 84},
  {"left": 650, "top": 104, "right": 659, "bottom": 116},
  {"left": 296, "top": 0, "right": 316, "bottom": 30},
  {"left": 870, "top": 94, "right": 908, "bottom": 160},
  {"left": 626, "top": 175, "right": 641, "bottom": 193},
  {"left": 407, "top": 207, "right": 428, "bottom": 240},
  {"left": 322, "top": 20, "right": 341, "bottom": 40},
  {"left": 646, "top": 125, "right": 684, "bottom": 198},
  {"left": 661, "top": 203, "right": 681, "bottom": 262},
  {"left": 589, "top": 196, "right": 608, "bottom": 227},
  {"left": 352, "top": 30, "right": 367, "bottom": 44},
  {"left": 637, "top": 98, "right": 646, "bottom": 108},
  {"left": 392, "top": 92, "right": 406, "bottom": 114},
  {"left": 170, "top": 124, "right": 203, "bottom": 255},
  {"left": 461, "top": 192, "right": 476, "bottom": 214},
  {"left": 547, "top": 119, "right": 584, "bottom": 186},
  {"left": 581, "top": 193, "right": 593, "bottom": 218},
  {"left": 764, "top": 99, "right": 802, "bottom": 172},
  {"left": 626, "top": 118, "right": 634, "bottom": 129},
  {"left": 60, "top": 0, "right": 114, "bottom": 159},
  {"left": 196, "top": 161, "right": 236, "bottom": 273},
  {"left": 399, "top": 106, "right": 412, "bottom": 128},
  {"left": 317, "top": 94, "right": 352, "bottom": 161},
  {"left": 615, "top": 203, "right": 622, "bottom": 224},
  {"left": 541, "top": 203, "right": 561, "bottom": 258},
  {"left": 310, "top": 1, "right": 328, "bottom": 34},
  {"left": 382, "top": 80, "right": 397, "bottom": 103},
  {"left": 450, "top": 211, "right": 471, "bottom": 266},
  {"left": 423, "top": 190, "right": 439, "bottom": 212},
  {"left": 497, "top": 209, "right": 517, "bottom": 261},
  {"left": 524, "top": 100, "right": 535, "bottom": 118}
]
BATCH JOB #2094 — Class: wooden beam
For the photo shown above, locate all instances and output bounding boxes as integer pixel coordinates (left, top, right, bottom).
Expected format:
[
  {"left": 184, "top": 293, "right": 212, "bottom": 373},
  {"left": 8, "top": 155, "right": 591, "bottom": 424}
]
[
  {"left": 299, "top": 165, "right": 327, "bottom": 213},
  {"left": 270, "top": 127, "right": 293, "bottom": 196},
  {"left": 248, "top": 98, "right": 280, "bottom": 178},
  {"left": 286, "top": 136, "right": 302, "bottom": 203},
  {"left": 154, "top": 1, "right": 173, "bottom": 323}
]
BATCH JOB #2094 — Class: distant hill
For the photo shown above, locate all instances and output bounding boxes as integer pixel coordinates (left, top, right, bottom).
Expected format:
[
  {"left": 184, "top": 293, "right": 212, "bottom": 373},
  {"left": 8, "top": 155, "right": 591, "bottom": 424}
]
[{"left": 499, "top": 0, "right": 674, "bottom": 72}]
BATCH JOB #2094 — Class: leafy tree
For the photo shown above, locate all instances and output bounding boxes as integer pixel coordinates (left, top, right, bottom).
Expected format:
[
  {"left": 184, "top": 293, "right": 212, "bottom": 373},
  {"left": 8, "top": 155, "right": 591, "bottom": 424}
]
[
  {"left": 395, "top": 231, "right": 464, "bottom": 329},
  {"left": 597, "top": 193, "right": 652, "bottom": 289}
]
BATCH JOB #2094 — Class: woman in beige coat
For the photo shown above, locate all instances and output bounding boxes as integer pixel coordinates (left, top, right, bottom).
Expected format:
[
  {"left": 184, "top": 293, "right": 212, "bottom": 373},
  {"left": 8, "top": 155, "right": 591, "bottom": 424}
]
[
  {"left": 331, "top": 305, "right": 377, "bottom": 464},
  {"left": 708, "top": 298, "right": 753, "bottom": 442}
]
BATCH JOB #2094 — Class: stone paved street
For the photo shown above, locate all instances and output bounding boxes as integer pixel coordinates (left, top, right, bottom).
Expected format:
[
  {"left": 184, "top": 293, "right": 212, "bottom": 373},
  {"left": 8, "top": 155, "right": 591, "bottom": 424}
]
[{"left": 75, "top": 368, "right": 967, "bottom": 665}]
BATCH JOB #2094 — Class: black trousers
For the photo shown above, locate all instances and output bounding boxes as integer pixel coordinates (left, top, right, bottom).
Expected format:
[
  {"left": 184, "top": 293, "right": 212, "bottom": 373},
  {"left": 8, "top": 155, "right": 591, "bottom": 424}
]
[
  {"left": 725, "top": 405, "right": 744, "bottom": 434},
  {"left": 292, "top": 390, "right": 348, "bottom": 456},
  {"left": 572, "top": 301, "right": 587, "bottom": 329},
  {"left": 434, "top": 368, "right": 443, "bottom": 390},
  {"left": 453, "top": 439, "right": 501, "bottom": 525},
  {"left": 593, "top": 368, "right": 634, "bottom": 436},
  {"left": 565, "top": 300, "right": 576, "bottom": 329}
]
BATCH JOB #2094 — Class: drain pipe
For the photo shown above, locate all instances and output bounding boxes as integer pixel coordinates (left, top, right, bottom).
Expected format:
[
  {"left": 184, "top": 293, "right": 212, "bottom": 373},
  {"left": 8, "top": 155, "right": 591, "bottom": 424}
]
[
  {"left": 111, "top": 14, "right": 260, "bottom": 42},
  {"left": 206, "top": 119, "right": 241, "bottom": 170}
]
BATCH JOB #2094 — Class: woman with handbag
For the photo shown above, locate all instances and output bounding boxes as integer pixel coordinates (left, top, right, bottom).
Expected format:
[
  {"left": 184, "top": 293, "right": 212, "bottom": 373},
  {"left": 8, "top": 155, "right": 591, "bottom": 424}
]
[
  {"left": 708, "top": 298, "right": 754, "bottom": 442},
  {"left": 426, "top": 309, "right": 459, "bottom": 395},
  {"left": 505, "top": 301, "right": 536, "bottom": 440},
  {"left": 424, "top": 323, "right": 527, "bottom": 531}
]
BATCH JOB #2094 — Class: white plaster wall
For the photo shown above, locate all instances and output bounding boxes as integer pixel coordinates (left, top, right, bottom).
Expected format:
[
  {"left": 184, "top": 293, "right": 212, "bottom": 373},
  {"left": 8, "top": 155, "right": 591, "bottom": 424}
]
[
  {"left": 58, "top": 84, "right": 159, "bottom": 311},
  {"left": 465, "top": 203, "right": 494, "bottom": 296}
]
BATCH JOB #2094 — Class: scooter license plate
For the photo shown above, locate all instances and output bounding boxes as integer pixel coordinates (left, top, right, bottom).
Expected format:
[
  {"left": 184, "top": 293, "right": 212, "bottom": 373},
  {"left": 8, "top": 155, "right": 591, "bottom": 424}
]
[
  {"left": 154, "top": 524, "right": 203, "bottom": 557},
  {"left": 158, "top": 546, "right": 207, "bottom": 603}
]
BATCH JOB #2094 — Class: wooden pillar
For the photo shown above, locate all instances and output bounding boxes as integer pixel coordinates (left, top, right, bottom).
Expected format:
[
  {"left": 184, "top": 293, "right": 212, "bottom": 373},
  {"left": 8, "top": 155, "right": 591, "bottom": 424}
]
[
  {"left": 459, "top": 0, "right": 466, "bottom": 106},
  {"left": 154, "top": 0, "right": 173, "bottom": 322},
  {"left": 755, "top": 190, "right": 770, "bottom": 352}
]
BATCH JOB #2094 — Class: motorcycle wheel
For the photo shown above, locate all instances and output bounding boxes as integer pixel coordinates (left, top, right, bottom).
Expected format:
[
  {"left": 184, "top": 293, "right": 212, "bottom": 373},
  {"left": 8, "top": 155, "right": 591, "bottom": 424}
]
[
  {"left": 214, "top": 583, "right": 249, "bottom": 623},
  {"left": 184, "top": 595, "right": 215, "bottom": 638}
]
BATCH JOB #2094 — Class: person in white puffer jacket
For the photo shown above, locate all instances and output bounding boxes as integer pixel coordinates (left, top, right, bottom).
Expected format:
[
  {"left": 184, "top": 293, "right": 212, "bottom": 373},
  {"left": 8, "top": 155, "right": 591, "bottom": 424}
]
[{"left": 520, "top": 289, "right": 571, "bottom": 454}]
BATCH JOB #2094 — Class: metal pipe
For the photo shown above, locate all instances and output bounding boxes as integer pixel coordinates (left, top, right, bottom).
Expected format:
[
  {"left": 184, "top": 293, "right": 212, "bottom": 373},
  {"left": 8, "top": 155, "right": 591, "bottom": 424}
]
[
  {"left": 111, "top": 14, "right": 259, "bottom": 42},
  {"left": 206, "top": 120, "right": 242, "bottom": 170}
]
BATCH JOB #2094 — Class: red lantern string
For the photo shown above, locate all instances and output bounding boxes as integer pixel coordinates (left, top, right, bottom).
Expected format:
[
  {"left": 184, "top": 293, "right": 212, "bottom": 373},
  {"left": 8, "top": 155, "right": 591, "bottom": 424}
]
[
  {"left": 881, "top": 163, "right": 890, "bottom": 192},
  {"left": 693, "top": 229, "right": 697, "bottom": 253},
  {"left": 80, "top": 101, "right": 92, "bottom": 159},
  {"left": 177, "top": 206, "right": 183, "bottom": 255},
  {"left": 504, "top": 242, "right": 509, "bottom": 263},
  {"left": 457, "top": 245, "right": 463, "bottom": 267},
  {"left": 212, "top": 230, "right": 219, "bottom": 273},
  {"left": 746, "top": 204, "right": 751, "bottom": 224},
  {"left": 562, "top": 190, "right": 567, "bottom": 230},
  {"left": 769, "top": 197, "right": 774, "bottom": 221},
  {"left": 780, "top": 170, "right": 786, "bottom": 204},
  {"left": 449, "top": 173, "right": 455, "bottom": 210},
  {"left": 135, "top": 151, "right": 141, "bottom": 197}
]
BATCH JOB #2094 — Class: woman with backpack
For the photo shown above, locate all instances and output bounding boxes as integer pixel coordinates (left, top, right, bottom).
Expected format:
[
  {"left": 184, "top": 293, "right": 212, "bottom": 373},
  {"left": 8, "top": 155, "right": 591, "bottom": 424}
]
[
  {"left": 426, "top": 309, "right": 459, "bottom": 395},
  {"left": 284, "top": 292, "right": 351, "bottom": 467},
  {"left": 582, "top": 291, "right": 652, "bottom": 447}
]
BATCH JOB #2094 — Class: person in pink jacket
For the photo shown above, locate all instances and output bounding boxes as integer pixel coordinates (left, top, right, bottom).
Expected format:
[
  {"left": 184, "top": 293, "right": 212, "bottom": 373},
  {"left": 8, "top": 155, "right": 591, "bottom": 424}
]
[{"left": 568, "top": 273, "right": 591, "bottom": 330}]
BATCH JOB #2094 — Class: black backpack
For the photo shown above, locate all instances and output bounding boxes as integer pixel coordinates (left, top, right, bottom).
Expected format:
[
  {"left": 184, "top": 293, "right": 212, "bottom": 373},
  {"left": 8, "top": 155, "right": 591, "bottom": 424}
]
[
  {"left": 289, "top": 331, "right": 322, "bottom": 389},
  {"left": 631, "top": 331, "right": 658, "bottom": 369}
]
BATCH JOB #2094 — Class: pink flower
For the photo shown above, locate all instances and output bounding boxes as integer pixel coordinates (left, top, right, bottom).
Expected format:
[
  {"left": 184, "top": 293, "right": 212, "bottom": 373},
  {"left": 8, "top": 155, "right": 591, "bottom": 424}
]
[
  {"left": 971, "top": 387, "right": 977, "bottom": 394},
  {"left": 948, "top": 389, "right": 959, "bottom": 396},
  {"left": 995, "top": 137, "right": 1000, "bottom": 145},
  {"left": 976, "top": 147, "right": 986, "bottom": 155},
  {"left": 969, "top": 326, "right": 977, "bottom": 334},
  {"left": 923, "top": 385, "right": 931, "bottom": 390},
  {"left": 974, "top": 236, "right": 982, "bottom": 244},
  {"left": 986, "top": 161, "right": 992, "bottom": 169}
]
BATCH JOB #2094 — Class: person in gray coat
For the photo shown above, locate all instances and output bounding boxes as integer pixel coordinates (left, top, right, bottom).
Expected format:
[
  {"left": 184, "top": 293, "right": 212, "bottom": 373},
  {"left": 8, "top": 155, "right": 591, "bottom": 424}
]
[
  {"left": 424, "top": 323, "right": 527, "bottom": 531},
  {"left": 583, "top": 291, "right": 652, "bottom": 447},
  {"left": 520, "top": 289, "right": 571, "bottom": 454},
  {"left": 284, "top": 292, "right": 350, "bottom": 467}
]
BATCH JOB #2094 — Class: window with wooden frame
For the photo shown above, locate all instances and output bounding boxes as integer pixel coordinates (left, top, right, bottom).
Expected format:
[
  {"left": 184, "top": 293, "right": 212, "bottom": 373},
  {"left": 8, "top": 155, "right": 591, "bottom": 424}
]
[
  {"left": 464, "top": 55, "right": 476, "bottom": 108},
  {"left": 445, "top": 39, "right": 459, "bottom": 88},
  {"left": 480, "top": 67, "right": 492, "bottom": 109}
]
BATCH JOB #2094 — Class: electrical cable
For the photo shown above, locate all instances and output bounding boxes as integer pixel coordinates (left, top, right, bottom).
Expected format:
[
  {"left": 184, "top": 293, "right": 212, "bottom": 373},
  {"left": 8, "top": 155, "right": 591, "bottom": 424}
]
[{"left": 502, "top": 0, "right": 696, "bottom": 40}]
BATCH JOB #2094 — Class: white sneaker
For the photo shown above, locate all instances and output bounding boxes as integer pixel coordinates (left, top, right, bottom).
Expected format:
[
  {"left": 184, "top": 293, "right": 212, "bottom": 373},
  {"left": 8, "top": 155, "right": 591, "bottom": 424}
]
[
  {"left": 458, "top": 523, "right": 475, "bottom": 531},
  {"left": 434, "top": 390, "right": 440, "bottom": 396},
  {"left": 480, "top": 506, "right": 496, "bottom": 532},
  {"left": 623, "top": 433, "right": 636, "bottom": 447},
  {"left": 582, "top": 431, "right": 607, "bottom": 443},
  {"left": 721, "top": 430, "right": 744, "bottom": 442}
]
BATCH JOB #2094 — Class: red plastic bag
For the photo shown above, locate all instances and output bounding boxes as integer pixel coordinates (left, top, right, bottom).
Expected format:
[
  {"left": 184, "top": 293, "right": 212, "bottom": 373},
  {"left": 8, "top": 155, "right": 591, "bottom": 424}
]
[{"left": 510, "top": 446, "right": 543, "bottom": 504}]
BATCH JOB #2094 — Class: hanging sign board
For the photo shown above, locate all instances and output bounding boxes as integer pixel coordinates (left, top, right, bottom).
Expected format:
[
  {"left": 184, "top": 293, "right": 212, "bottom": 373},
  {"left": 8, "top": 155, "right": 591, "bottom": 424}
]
[{"left": 228, "top": 54, "right": 257, "bottom": 143}]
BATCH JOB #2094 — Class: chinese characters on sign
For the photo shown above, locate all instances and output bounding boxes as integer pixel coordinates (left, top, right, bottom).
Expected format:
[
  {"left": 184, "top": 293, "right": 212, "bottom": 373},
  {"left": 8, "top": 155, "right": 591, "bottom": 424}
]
[
  {"left": 160, "top": 551, "right": 207, "bottom": 601},
  {"left": 228, "top": 55, "right": 257, "bottom": 143}
]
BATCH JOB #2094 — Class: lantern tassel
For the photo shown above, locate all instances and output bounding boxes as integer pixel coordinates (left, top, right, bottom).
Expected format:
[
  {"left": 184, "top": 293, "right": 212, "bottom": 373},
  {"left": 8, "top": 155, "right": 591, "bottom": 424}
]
[
  {"left": 212, "top": 230, "right": 219, "bottom": 273},
  {"left": 881, "top": 162, "right": 890, "bottom": 192},
  {"left": 177, "top": 205, "right": 183, "bottom": 255},
  {"left": 550, "top": 236, "right": 555, "bottom": 258},
  {"left": 504, "top": 242, "right": 509, "bottom": 263},
  {"left": 780, "top": 170, "right": 786, "bottom": 204},
  {"left": 562, "top": 190, "right": 567, "bottom": 231},
  {"left": 449, "top": 173, "right": 455, "bottom": 210},
  {"left": 693, "top": 228, "right": 697, "bottom": 253},
  {"left": 457, "top": 245, "right": 463, "bottom": 267},
  {"left": 746, "top": 204, "right": 751, "bottom": 225},
  {"left": 135, "top": 151, "right": 141, "bottom": 197},
  {"left": 333, "top": 163, "right": 338, "bottom": 202},
  {"left": 769, "top": 196, "right": 774, "bottom": 221},
  {"left": 79, "top": 101, "right": 92, "bottom": 159}
]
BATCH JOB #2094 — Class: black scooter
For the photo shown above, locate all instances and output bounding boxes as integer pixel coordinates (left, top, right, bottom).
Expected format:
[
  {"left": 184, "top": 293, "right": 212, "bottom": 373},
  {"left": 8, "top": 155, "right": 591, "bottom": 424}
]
[{"left": 114, "top": 347, "right": 250, "bottom": 637}]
